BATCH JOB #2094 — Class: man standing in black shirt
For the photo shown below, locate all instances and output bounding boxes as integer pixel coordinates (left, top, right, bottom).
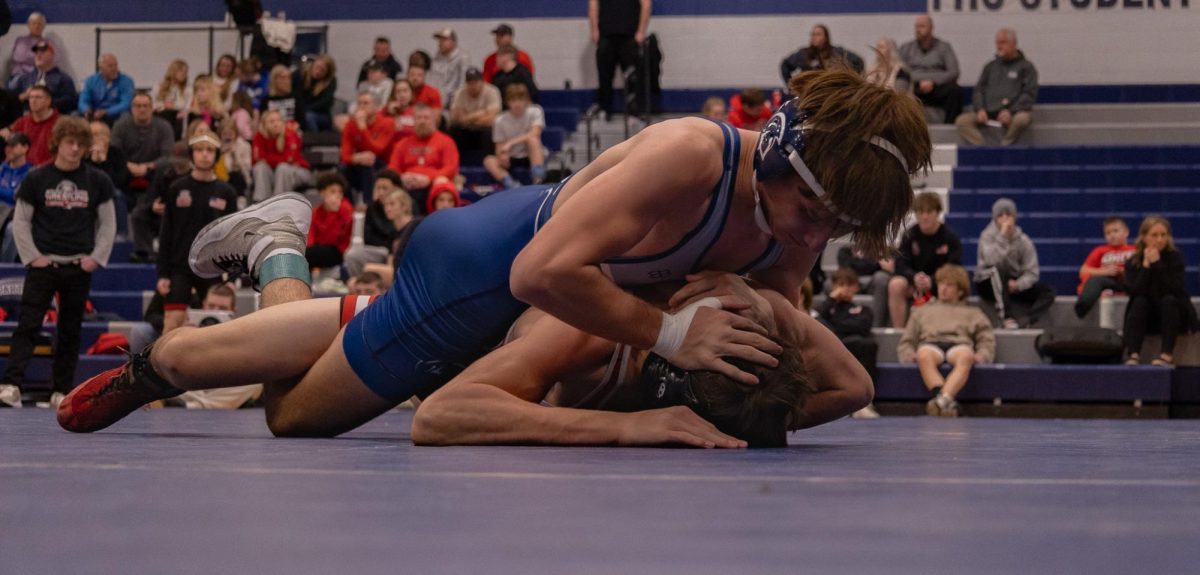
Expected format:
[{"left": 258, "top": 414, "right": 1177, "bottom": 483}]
[
  {"left": 0, "top": 116, "right": 115, "bottom": 408},
  {"left": 156, "top": 133, "right": 238, "bottom": 336},
  {"left": 588, "top": 0, "right": 650, "bottom": 118}
]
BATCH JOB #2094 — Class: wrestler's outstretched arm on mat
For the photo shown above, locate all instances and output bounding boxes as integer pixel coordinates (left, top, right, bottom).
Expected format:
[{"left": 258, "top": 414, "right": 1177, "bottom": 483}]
[{"left": 412, "top": 311, "right": 746, "bottom": 449}]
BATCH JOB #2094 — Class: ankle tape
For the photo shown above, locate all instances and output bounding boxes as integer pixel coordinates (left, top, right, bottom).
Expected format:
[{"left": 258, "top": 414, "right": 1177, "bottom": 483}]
[{"left": 256, "top": 253, "right": 312, "bottom": 291}]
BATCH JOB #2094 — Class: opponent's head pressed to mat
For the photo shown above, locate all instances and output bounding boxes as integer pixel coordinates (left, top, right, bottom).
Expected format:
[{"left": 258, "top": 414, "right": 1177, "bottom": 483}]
[{"left": 412, "top": 279, "right": 871, "bottom": 448}]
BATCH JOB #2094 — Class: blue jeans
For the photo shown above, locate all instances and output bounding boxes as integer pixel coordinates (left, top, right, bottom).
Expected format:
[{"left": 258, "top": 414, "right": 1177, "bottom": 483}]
[{"left": 305, "top": 111, "right": 332, "bottom": 133}]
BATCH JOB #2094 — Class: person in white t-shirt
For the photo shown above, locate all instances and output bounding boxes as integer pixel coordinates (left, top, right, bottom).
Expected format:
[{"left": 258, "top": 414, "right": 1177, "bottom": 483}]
[{"left": 483, "top": 84, "right": 545, "bottom": 189}]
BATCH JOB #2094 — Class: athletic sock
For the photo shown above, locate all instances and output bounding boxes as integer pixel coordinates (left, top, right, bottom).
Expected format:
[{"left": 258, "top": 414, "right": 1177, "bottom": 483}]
[
  {"left": 134, "top": 346, "right": 182, "bottom": 396},
  {"left": 502, "top": 175, "right": 518, "bottom": 189},
  {"left": 256, "top": 251, "right": 312, "bottom": 291},
  {"left": 531, "top": 164, "right": 546, "bottom": 183}
]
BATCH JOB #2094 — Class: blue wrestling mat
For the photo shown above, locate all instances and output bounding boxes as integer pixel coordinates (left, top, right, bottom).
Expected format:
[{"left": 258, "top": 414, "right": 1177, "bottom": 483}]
[{"left": 2, "top": 410, "right": 1198, "bottom": 574}]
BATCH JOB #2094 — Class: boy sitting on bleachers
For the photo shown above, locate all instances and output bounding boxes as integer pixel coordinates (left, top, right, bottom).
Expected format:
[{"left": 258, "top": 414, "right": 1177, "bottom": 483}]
[
  {"left": 483, "top": 84, "right": 545, "bottom": 189},
  {"left": 814, "top": 267, "right": 880, "bottom": 418},
  {"left": 898, "top": 264, "right": 995, "bottom": 418},
  {"left": 1074, "top": 216, "right": 1135, "bottom": 319}
]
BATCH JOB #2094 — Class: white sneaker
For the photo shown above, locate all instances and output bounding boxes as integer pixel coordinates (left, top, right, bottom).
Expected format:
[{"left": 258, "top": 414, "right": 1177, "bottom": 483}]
[
  {"left": 852, "top": 404, "right": 880, "bottom": 419},
  {"left": 313, "top": 277, "right": 349, "bottom": 295},
  {"left": 1002, "top": 318, "right": 1020, "bottom": 329},
  {"left": 48, "top": 392, "right": 66, "bottom": 409},
  {"left": 0, "top": 384, "right": 23, "bottom": 408},
  {"left": 188, "top": 192, "right": 312, "bottom": 280}
]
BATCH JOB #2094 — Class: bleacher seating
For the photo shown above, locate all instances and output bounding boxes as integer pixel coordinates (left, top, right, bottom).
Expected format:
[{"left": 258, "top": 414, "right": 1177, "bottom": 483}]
[{"left": 944, "top": 144, "right": 1200, "bottom": 296}]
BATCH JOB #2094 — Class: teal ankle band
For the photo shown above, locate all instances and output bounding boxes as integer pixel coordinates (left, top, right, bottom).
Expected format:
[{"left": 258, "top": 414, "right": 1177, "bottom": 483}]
[{"left": 256, "top": 253, "right": 311, "bottom": 290}]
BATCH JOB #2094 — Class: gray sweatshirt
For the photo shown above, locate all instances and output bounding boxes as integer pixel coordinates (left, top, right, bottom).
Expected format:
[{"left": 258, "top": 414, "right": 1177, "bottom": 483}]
[
  {"left": 898, "top": 37, "right": 959, "bottom": 87},
  {"left": 429, "top": 48, "right": 469, "bottom": 108},
  {"left": 972, "top": 51, "right": 1038, "bottom": 114},
  {"left": 975, "top": 221, "right": 1040, "bottom": 291}
]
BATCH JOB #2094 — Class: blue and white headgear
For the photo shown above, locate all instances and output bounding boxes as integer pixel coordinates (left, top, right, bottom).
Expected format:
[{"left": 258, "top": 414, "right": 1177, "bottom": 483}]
[{"left": 752, "top": 98, "right": 909, "bottom": 235}]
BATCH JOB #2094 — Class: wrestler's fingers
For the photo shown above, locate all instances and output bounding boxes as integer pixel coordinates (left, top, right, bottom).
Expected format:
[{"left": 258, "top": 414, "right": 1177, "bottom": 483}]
[
  {"left": 667, "top": 430, "right": 716, "bottom": 449},
  {"left": 727, "top": 311, "right": 769, "bottom": 335},
  {"left": 706, "top": 357, "right": 760, "bottom": 386},
  {"left": 729, "top": 330, "right": 783, "bottom": 356},
  {"left": 722, "top": 343, "right": 779, "bottom": 370},
  {"left": 669, "top": 278, "right": 717, "bottom": 308},
  {"left": 678, "top": 409, "right": 747, "bottom": 449}
]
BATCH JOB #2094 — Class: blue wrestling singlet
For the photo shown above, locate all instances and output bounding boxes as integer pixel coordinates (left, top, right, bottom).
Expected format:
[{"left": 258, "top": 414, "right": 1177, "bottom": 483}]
[
  {"left": 343, "top": 120, "right": 781, "bottom": 402},
  {"left": 343, "top": 184, "right": 557, "bottom": 401}
]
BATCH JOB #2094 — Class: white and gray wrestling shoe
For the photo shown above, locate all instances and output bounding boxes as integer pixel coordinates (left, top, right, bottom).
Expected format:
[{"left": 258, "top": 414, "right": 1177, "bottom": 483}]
[{"left": 188, "top": 192, "right": 312, "bottom": 281}]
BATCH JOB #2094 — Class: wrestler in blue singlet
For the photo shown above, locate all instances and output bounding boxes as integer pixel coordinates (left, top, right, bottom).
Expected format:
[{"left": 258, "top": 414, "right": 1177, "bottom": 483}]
[{"left": 343, "top": 121, "right": 780, "bottom": 402}]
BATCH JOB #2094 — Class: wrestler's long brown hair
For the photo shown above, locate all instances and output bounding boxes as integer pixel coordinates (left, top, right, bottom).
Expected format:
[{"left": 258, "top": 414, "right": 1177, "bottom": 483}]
[{"left": 789, "top": 68, "right": 932, "bottom": 259}]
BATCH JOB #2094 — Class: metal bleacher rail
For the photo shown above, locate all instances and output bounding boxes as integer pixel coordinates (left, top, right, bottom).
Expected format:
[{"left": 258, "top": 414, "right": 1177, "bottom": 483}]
[{"left": 92, "top": 23, "right": 328, "bottom": 76}]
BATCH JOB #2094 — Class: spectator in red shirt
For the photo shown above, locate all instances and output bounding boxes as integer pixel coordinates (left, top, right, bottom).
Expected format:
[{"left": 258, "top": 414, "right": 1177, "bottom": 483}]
[
  {"left": 1075, "top": 215, "right": 1136, "bottom": 318},
  {"left": 306, "top": 172, "right": 354, "bottom": 270},
  {"left": 340, "top": 91, "right": 396, "bottom": 205},
  {"left": 2, "top": 85, "right": 58, "bottom": 166},
  {"left": 406, "top": 66, "right": 442, "bottom": 112},
  {"left": 251, "top": 110, "right": 311, "bottom": 202},
  {"left": 726, "top": 88, "right": 772, "bottom": 131},
  {"left": 482, "top": 24, "right": 535, "bottom": 83},
  {"left": 387, "top": 103, "right": 459, "bottom": 214},
  {"left": 383, "top": 79, "right": 416, "bottom": 141}
]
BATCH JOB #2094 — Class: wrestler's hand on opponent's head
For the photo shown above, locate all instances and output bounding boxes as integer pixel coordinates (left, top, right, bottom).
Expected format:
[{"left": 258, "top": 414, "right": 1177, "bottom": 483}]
[
  {"left": 617, "top": 406, "right": 747, "bottom": 449},
  {"left": 669, "top": 272, "right": 777, "bottom": 336},
  {"left": 671, "top": 306, "right": 781, "bottom": 386}
]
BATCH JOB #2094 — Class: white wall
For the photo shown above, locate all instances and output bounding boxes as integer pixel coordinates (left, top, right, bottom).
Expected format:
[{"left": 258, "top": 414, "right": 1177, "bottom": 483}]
[{"left": 3, "top": 8, "right": 1197, "bottom": 105}]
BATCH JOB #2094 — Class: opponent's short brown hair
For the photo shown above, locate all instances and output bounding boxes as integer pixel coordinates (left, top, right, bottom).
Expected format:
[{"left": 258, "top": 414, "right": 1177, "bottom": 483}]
[{"left": 690, "top": 342, "right": 813, "bottom": 448}]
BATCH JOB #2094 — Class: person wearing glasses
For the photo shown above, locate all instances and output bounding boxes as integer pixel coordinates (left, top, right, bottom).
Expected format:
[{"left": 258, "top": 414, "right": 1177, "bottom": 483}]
[{"left": 60, "top": 69, "right": 931, "bottom": 437}]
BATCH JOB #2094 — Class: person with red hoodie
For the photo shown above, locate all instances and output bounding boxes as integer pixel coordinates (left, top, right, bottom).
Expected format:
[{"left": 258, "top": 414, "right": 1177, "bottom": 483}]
[
  {"left": 726, "top": 88, "right": 772, "bottom": 131},
  {"left": 340, "top": 91, "right": 395, "bottom": 206},
  {"left": 425, "top": 178, "right": 461, "bottom": 214},
  {"left": 306, "top": 172, "right": 354, "bottom": 269},
  {"left": 251, "top": 109, "right": 311, "bottom": 202},
  {"left": 387, "top": 103, "right": 459, "bottom": 214}
]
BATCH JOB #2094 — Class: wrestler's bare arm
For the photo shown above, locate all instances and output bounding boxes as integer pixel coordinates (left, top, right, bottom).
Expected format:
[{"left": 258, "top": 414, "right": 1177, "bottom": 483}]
[
  {"left": 511, "top": 122, "right": 776, "bottom": 383},
  {"left": 759, "top": 290, "right": 874, "bottom": 429},
  {"left": 511, "top": 124, "right": 724, "bottom": 349},
  {"left": 411, "top": 313, "right": 744, "bottom": 449}
]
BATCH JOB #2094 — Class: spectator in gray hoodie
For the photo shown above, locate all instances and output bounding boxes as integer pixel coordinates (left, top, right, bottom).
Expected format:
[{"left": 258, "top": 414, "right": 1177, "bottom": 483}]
[
  {"left": 974, "top": 198, "right": 1056, "bottom": 328},
  {"left": 955, "top": 28, "right": 1038, "bottom": 146},
  {"left": 900, "top": 15, "right": 961, "bottom": 124}
]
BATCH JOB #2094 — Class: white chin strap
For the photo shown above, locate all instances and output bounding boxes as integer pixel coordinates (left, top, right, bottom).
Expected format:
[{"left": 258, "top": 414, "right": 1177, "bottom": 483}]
[{"left": 751, "top": 179, "right": 773, "bottom": 237}]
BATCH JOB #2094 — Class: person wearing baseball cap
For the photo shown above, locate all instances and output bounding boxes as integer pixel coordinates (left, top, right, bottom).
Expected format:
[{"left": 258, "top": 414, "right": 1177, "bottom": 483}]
[
  {"left": 448, "top": 66, "right": 501, "bottom": 160},
  {"left": 429, "top": 27, "right": 469, "bottom": 108},
  {"left": 9, "top": 39, "right": 79, "bottom": 115},
  {"left": 155, "top": 131, "right": 239, "bottom": 336},
  {"left": 483, "top": 24, "right": 535, "bottom": 83},
  {"left": 974, "top": 197, "right": 1056, "bottom": 328},
  {"left": 0, "top": 133, "right": 33, "bottom": 206}
]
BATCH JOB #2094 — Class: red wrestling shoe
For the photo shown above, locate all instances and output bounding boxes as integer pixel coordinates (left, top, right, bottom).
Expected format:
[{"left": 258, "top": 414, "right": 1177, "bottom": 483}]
[{"left": 57, "top": 348, "right": 182, "bottom": 433}]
